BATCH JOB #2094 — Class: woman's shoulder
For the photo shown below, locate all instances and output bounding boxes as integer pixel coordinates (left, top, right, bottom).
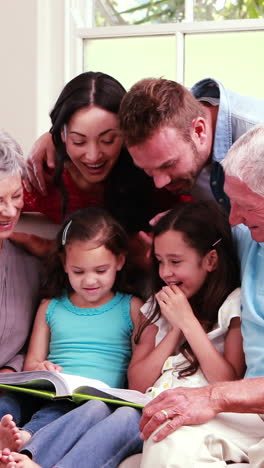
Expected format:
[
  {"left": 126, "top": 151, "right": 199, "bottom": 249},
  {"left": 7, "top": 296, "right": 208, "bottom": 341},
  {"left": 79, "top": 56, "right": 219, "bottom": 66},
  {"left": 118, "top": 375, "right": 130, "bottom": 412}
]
[{"left": 4, "top": 239, "right": 41, "bottom": 267}]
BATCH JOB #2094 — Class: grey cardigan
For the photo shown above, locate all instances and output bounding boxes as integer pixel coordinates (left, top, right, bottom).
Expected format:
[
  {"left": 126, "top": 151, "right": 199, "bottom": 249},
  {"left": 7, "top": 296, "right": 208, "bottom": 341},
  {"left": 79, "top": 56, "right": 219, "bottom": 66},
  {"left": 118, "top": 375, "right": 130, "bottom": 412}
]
[{"left": 0, "top": 240, "right": 41, "bottom": 371}]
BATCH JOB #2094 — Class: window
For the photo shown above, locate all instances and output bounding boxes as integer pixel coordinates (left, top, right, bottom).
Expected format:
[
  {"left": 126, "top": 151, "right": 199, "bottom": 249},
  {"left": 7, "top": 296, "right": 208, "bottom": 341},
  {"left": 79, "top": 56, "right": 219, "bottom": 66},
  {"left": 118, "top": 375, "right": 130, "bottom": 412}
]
[
  {"left": 94, "top": 1, "right": 264, "bottom": 26},
  {"left": 66, "top": 0, "right": 264, "bottom": 97}
]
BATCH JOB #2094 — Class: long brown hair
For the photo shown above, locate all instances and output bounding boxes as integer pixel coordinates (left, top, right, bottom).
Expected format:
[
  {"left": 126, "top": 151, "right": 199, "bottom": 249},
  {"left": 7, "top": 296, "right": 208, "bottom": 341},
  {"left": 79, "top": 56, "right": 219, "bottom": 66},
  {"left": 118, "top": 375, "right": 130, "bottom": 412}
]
[
  {"left": 135, "top": 201, "right": 240, "bottom": 378},
  {"left": 41, "top": 207, "right": 133, "bottom": 299}
]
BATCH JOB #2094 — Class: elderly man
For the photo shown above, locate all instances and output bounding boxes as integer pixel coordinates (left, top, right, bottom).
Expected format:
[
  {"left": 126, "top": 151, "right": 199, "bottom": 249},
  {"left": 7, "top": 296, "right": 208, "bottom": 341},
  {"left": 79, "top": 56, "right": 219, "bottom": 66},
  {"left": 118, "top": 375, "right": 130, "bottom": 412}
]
[
  {"left": 119, "top": 77, "right": 264, "bottom": 212},
  {"left": 136, "top": 124, "right": 264, "bottom": 467}
]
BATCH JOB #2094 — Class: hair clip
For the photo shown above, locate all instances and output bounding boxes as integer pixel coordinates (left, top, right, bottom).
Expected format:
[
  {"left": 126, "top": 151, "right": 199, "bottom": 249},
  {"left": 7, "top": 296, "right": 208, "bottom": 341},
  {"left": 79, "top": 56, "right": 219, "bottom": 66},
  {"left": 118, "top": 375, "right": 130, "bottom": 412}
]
[
  {"left": 212, "top": 237, "right": 222, "bottom": 248},
  {"left": 63, "top": 124, "right": 67, "bottom": 140},
  {"left": 62, "top": 220, "right": 72, "bottom": 246}
]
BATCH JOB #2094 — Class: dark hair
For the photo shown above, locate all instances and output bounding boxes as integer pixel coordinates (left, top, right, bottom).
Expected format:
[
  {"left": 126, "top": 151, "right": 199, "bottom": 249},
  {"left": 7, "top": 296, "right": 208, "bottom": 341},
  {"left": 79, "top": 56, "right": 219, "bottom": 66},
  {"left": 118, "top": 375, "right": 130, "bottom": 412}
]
[
  {"left": 119, "top": 78, "right": 205, "bottom": 147},
  {"left": 49, "top": 72, "right": 173, "bottom": 234},
  {"left": 41, "top": 207, "right": 132, "bottom": 299},
  {"left": 50, "top": 71, "right": 125, "bottom": 217},
  {"left": 135, "top": 201, "right": 240, "bottom": 377}
]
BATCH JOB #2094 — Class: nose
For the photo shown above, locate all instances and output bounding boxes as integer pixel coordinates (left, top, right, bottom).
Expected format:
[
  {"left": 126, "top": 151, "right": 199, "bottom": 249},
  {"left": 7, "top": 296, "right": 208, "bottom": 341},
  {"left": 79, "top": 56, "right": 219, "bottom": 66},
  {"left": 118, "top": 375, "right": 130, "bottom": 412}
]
[
  {"left": 153, "top": 171, "right": 171, "bottom": 189},
  {"left": 82, "top": 272, "right": 97, "bottom": 287},
  {"left": 83, "top": 141, "right": 100, "bottom": 163},
  {"left": 2, "top": 201, "right": 17, "bottom": 217},
  {"left": 159, "top": 262, "right": 174, "bottom": 281},
  {"left": 229, "top": 202, "right": 244, "bottom": 226}
]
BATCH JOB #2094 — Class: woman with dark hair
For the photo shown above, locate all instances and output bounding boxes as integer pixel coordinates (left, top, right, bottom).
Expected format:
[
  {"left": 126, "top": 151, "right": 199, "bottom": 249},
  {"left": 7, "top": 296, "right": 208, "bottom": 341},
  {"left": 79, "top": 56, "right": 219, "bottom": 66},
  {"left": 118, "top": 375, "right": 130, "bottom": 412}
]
[{"left": 24, "top": 72, "right": 180, "bottom": 234}]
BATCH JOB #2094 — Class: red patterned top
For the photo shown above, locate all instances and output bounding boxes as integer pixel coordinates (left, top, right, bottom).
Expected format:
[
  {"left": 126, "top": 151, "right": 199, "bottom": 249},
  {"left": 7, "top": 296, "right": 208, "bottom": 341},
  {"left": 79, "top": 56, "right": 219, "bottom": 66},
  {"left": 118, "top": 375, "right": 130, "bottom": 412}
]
[
  {"left": 23, "top": 169, "right": 104, "bottom": 224},
  {"left": 23, "top": 168, "right": 193, "bottom": 226}
]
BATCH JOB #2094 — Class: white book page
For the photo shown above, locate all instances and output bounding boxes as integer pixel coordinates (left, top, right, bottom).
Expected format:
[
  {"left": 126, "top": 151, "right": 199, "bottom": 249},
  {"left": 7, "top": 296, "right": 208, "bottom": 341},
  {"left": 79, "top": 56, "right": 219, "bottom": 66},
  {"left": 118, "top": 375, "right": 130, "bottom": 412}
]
[
  {"left": 101, "top": 387, "right": 151, "bottom": 405},
  {"left": 57, "top": 372, "right": 110, "bottom": 394}
]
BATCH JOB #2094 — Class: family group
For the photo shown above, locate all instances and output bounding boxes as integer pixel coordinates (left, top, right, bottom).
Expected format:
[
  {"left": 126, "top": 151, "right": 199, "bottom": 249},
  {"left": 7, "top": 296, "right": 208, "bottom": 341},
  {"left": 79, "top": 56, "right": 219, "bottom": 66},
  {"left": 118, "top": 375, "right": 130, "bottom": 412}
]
[{"left": 0, "top": 71, "right": 264, "bottom": 468}]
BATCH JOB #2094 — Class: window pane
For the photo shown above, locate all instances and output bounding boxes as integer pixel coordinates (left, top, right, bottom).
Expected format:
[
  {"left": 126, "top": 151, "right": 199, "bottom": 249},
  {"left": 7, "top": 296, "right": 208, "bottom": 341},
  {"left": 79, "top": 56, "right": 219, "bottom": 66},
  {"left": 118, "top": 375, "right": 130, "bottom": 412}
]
[
  {"left": 83, "top": 35, "right": 177, "bottom": 90},
  {"left": 95, "top": 0, "right": 185, "bottom": 26},
  {"left": 94, "top": 1, "right": 264, "bottom": 26},
  {"left": 194, "top": 0, "right": 264, "bottom": 21},
  {"left": 185, "top": 31, "right": 264, "bottom": 98}
]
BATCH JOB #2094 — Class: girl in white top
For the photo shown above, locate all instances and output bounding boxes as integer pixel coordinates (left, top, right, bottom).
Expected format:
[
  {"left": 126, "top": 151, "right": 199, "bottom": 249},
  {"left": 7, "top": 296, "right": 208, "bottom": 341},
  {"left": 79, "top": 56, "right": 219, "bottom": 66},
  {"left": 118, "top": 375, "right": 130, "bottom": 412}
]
[{"left": 128, "top": 201, "right": 245, "bottom": 395}]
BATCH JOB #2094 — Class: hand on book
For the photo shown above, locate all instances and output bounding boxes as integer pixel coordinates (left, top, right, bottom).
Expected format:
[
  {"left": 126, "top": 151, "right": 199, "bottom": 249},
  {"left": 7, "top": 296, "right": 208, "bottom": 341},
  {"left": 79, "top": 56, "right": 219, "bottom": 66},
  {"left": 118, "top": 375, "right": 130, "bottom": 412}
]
[{"left": 31, "top": 360, "right": 62, "bottom": 372}]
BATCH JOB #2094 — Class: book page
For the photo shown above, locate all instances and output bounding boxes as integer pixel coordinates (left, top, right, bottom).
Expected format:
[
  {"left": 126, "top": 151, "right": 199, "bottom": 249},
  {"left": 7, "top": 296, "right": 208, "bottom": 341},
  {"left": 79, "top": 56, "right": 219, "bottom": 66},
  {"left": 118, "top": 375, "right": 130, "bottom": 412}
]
[
  {"left": 74, "top": 385, "right": 151, "bottom": 406},
  {"left": 0, "top": 371, "right": 110, "bottom": 396},
  {"left": 58, "top": 373, "right": 110, "bottom": 394}
]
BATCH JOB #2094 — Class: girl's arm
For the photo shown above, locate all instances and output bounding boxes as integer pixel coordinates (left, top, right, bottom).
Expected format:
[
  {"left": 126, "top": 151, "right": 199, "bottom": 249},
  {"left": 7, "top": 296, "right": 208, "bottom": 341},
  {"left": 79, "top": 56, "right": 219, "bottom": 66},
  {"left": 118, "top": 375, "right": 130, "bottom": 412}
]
[
  {"left": 23, "top": 299, "right": 62, "bottom": 372},
  {"left": 128, "top": 296, "right": 182, "bottom": 392},
  {"left": 157, "top": 285, "right": 245, "bottom": 383}
]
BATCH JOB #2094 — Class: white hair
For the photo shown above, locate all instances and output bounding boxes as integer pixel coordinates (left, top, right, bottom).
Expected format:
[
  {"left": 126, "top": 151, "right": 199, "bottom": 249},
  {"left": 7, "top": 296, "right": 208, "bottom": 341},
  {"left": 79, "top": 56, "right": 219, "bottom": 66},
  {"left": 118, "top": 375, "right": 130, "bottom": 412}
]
[
  {"left": 0, "top": 130, "right": 25, "bottom": 180},
  {"left": 222, "top": 124, "right": 264, "bottom": 197}
]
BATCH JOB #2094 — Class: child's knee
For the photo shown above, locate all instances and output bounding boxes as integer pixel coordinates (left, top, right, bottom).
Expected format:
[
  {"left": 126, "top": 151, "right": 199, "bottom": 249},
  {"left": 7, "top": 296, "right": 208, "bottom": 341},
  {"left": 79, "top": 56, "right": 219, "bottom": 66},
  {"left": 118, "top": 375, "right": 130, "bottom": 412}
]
[{"left": 114, "top": 407, "right": 141, "bottom": 426}]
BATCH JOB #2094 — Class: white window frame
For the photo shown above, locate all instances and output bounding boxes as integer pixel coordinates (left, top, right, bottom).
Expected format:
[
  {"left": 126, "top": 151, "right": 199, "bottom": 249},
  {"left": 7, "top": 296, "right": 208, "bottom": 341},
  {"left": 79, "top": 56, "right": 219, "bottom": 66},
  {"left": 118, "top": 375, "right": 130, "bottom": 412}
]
[{"left": 64, "top": 1, "right": 264, "bottom": 84}]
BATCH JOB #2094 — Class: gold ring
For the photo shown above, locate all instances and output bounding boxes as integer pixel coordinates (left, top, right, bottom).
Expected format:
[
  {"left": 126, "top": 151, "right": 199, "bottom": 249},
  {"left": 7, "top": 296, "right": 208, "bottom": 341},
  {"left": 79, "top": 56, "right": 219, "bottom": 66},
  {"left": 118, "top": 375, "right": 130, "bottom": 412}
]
[{"left": 161, "top": 409, "right": 169, "bottom": 420}]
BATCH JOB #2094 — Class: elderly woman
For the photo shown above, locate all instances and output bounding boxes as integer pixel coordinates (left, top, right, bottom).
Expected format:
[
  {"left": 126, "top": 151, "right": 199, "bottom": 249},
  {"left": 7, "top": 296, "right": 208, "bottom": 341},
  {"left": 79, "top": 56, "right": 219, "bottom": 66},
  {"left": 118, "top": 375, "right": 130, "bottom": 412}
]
[{"left": 0, "top": 130, "right": 41, "bottom": 374}]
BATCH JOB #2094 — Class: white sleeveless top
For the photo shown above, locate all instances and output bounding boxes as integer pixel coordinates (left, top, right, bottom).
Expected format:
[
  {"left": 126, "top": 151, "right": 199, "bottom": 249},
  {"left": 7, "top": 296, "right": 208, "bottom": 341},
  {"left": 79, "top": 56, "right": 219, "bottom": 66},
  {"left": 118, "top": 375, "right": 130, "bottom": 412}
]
[{"left": 141, "top": 288, "right": 241, "bottom": 398}]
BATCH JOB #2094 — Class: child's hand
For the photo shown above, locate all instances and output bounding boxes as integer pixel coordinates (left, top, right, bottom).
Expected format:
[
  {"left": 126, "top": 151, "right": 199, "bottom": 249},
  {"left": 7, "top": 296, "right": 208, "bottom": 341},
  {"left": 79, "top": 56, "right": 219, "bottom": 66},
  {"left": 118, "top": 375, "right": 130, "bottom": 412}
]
[
  {"left": 155, "top": 285, "right": 194, "bottom": 330},
  {"left": 34, "top": 360, "right": 62, "bottom": 372}
]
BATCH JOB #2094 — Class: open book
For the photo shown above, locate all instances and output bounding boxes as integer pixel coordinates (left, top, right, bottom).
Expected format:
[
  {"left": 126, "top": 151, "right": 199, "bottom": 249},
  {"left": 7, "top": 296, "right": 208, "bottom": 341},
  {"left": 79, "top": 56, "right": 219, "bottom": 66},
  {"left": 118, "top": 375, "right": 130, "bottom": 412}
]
[{"left": 0, "top": 371, "right": 151, "bottom": 409}]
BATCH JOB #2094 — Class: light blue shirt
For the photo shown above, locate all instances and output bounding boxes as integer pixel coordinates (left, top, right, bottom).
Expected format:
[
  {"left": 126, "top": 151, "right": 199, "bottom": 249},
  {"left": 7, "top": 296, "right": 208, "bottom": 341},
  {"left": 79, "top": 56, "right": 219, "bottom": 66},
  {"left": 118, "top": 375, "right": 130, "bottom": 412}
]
[
  {"left": 233, "top": 224, "right": 264, "bottom": 378},
  {"left": 46, "top": 292, "right": 133, "bottom": 387},
  {"left": 191, "top": 78, "right": 264, "bottom": 211}
]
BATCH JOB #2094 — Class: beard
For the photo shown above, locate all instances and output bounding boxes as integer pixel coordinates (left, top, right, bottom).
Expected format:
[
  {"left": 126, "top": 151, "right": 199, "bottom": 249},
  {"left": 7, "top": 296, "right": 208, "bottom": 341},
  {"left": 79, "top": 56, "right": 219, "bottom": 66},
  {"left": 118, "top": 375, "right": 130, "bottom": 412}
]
[{"left": 166, "top": 142, "right": 204, "bottom": 195}]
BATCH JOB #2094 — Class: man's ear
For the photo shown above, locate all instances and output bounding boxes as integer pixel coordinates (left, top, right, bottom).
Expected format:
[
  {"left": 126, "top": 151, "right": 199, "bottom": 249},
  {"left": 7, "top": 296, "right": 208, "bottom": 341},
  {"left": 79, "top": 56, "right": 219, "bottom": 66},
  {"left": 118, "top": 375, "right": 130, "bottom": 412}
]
[
  {"left": 204, "top": 249, "right": 218, "bottom": 272},
  {"left": 116, "top": 253, "right": 126, "bottom": 271},
  {"left": 191, "top": 116, "right": 207, "bottom": 145}
]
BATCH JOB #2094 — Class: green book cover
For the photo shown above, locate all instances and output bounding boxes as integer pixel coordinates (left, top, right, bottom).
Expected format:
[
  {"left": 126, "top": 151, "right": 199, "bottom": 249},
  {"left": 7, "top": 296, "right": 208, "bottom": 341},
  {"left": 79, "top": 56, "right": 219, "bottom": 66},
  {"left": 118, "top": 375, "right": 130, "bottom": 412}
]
[{"left": 0, "top": 371, "right": 151, "bottom": 409}]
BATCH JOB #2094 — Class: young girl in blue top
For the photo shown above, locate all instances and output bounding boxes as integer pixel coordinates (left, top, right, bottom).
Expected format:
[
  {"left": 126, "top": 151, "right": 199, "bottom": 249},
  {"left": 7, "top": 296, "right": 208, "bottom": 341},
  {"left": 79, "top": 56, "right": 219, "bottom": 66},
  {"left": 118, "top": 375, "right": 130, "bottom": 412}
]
[{"left": 0, "top": 207, "right": 143, "bottom": 453}]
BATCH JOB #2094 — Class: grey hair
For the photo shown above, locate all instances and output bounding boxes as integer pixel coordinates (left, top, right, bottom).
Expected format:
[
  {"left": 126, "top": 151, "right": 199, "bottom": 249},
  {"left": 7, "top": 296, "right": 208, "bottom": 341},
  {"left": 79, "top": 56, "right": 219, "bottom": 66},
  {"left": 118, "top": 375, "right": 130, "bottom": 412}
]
[
  {"left": 0, "top": 129, "right": 25, "bottom": 179},
  {"left": 222, "top": 124, "right": 264, "bottom": 197}
]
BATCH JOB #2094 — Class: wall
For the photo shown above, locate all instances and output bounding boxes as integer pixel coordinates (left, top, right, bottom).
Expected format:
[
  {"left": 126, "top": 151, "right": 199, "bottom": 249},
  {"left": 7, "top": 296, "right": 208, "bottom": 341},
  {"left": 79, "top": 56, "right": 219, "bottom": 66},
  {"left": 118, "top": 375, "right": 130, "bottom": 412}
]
[{"left": 0, "top": 0, "right": 65, "bottom": 154}]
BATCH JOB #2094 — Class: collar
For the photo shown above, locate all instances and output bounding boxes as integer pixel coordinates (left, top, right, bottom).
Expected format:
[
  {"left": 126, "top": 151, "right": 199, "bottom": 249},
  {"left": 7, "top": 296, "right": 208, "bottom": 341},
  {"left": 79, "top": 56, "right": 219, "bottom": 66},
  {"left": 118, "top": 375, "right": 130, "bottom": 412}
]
[{"left": 191, "top": 78, "right": 232, "bottom": 163}]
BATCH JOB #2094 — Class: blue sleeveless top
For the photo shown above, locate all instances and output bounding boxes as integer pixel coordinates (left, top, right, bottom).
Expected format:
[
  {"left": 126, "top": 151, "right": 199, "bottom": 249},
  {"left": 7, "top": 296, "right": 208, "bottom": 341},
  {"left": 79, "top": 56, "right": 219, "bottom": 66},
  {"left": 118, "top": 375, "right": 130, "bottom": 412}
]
[{"left": 46, "top": 292, "right": 133, "bottom": 388}]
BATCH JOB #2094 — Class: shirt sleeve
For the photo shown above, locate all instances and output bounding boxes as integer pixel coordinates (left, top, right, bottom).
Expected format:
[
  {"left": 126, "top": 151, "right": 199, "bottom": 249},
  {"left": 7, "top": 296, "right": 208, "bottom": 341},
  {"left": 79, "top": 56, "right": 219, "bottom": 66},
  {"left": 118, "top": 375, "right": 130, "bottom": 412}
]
[
  {"left": 217, "top": 287, "right": 241, "bottom": 331},
  {"left": 4, "top": 352, "right": 25, "bottom": 372}
]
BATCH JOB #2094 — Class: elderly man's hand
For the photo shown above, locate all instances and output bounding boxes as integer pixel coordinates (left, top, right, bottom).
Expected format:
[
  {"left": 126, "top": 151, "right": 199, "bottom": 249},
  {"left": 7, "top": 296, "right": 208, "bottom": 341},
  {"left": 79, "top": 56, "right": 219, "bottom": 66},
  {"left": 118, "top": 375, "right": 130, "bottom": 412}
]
[{"left": 140, "top": 386, "right": 220, "bottom": 442}]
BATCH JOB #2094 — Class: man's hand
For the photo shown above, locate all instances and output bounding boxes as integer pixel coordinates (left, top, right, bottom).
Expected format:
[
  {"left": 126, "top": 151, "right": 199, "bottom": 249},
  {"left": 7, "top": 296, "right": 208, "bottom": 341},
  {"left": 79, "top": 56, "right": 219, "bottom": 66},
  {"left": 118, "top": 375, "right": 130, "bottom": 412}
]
[
  {"left": 129, "top": 231, "right": 153, "bottom": 271},
  {"left": 149, "top": 210, "right": 170, "bottom": 226},
  {"left": 140, "top": 386, "right": 219, "bottom": 442},
  {"left": 24, "top": 132, "right": 56, "bottom": 195}
]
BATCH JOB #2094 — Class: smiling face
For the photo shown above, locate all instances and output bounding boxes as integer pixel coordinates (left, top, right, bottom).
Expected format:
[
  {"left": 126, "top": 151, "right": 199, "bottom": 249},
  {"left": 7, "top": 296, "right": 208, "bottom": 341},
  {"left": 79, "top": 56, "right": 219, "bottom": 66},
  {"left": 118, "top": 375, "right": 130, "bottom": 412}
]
[
  {"left": 0, "top": 174, "right": 24, "bottom": 247},
  {"left": 64, "top": 240, "right": 125, "bottom": 308},
  {"left": 128, "top": 125, "right": 210, "bottom": 195},
  {"left": 154, "top": 229, "right": 216, "bottom": 298},
  {"left": 224, "top": 175, "right": 264, "bottom": 242},
  {"left": 63, "top": 106, "right": 123, "bottom": 187}
]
